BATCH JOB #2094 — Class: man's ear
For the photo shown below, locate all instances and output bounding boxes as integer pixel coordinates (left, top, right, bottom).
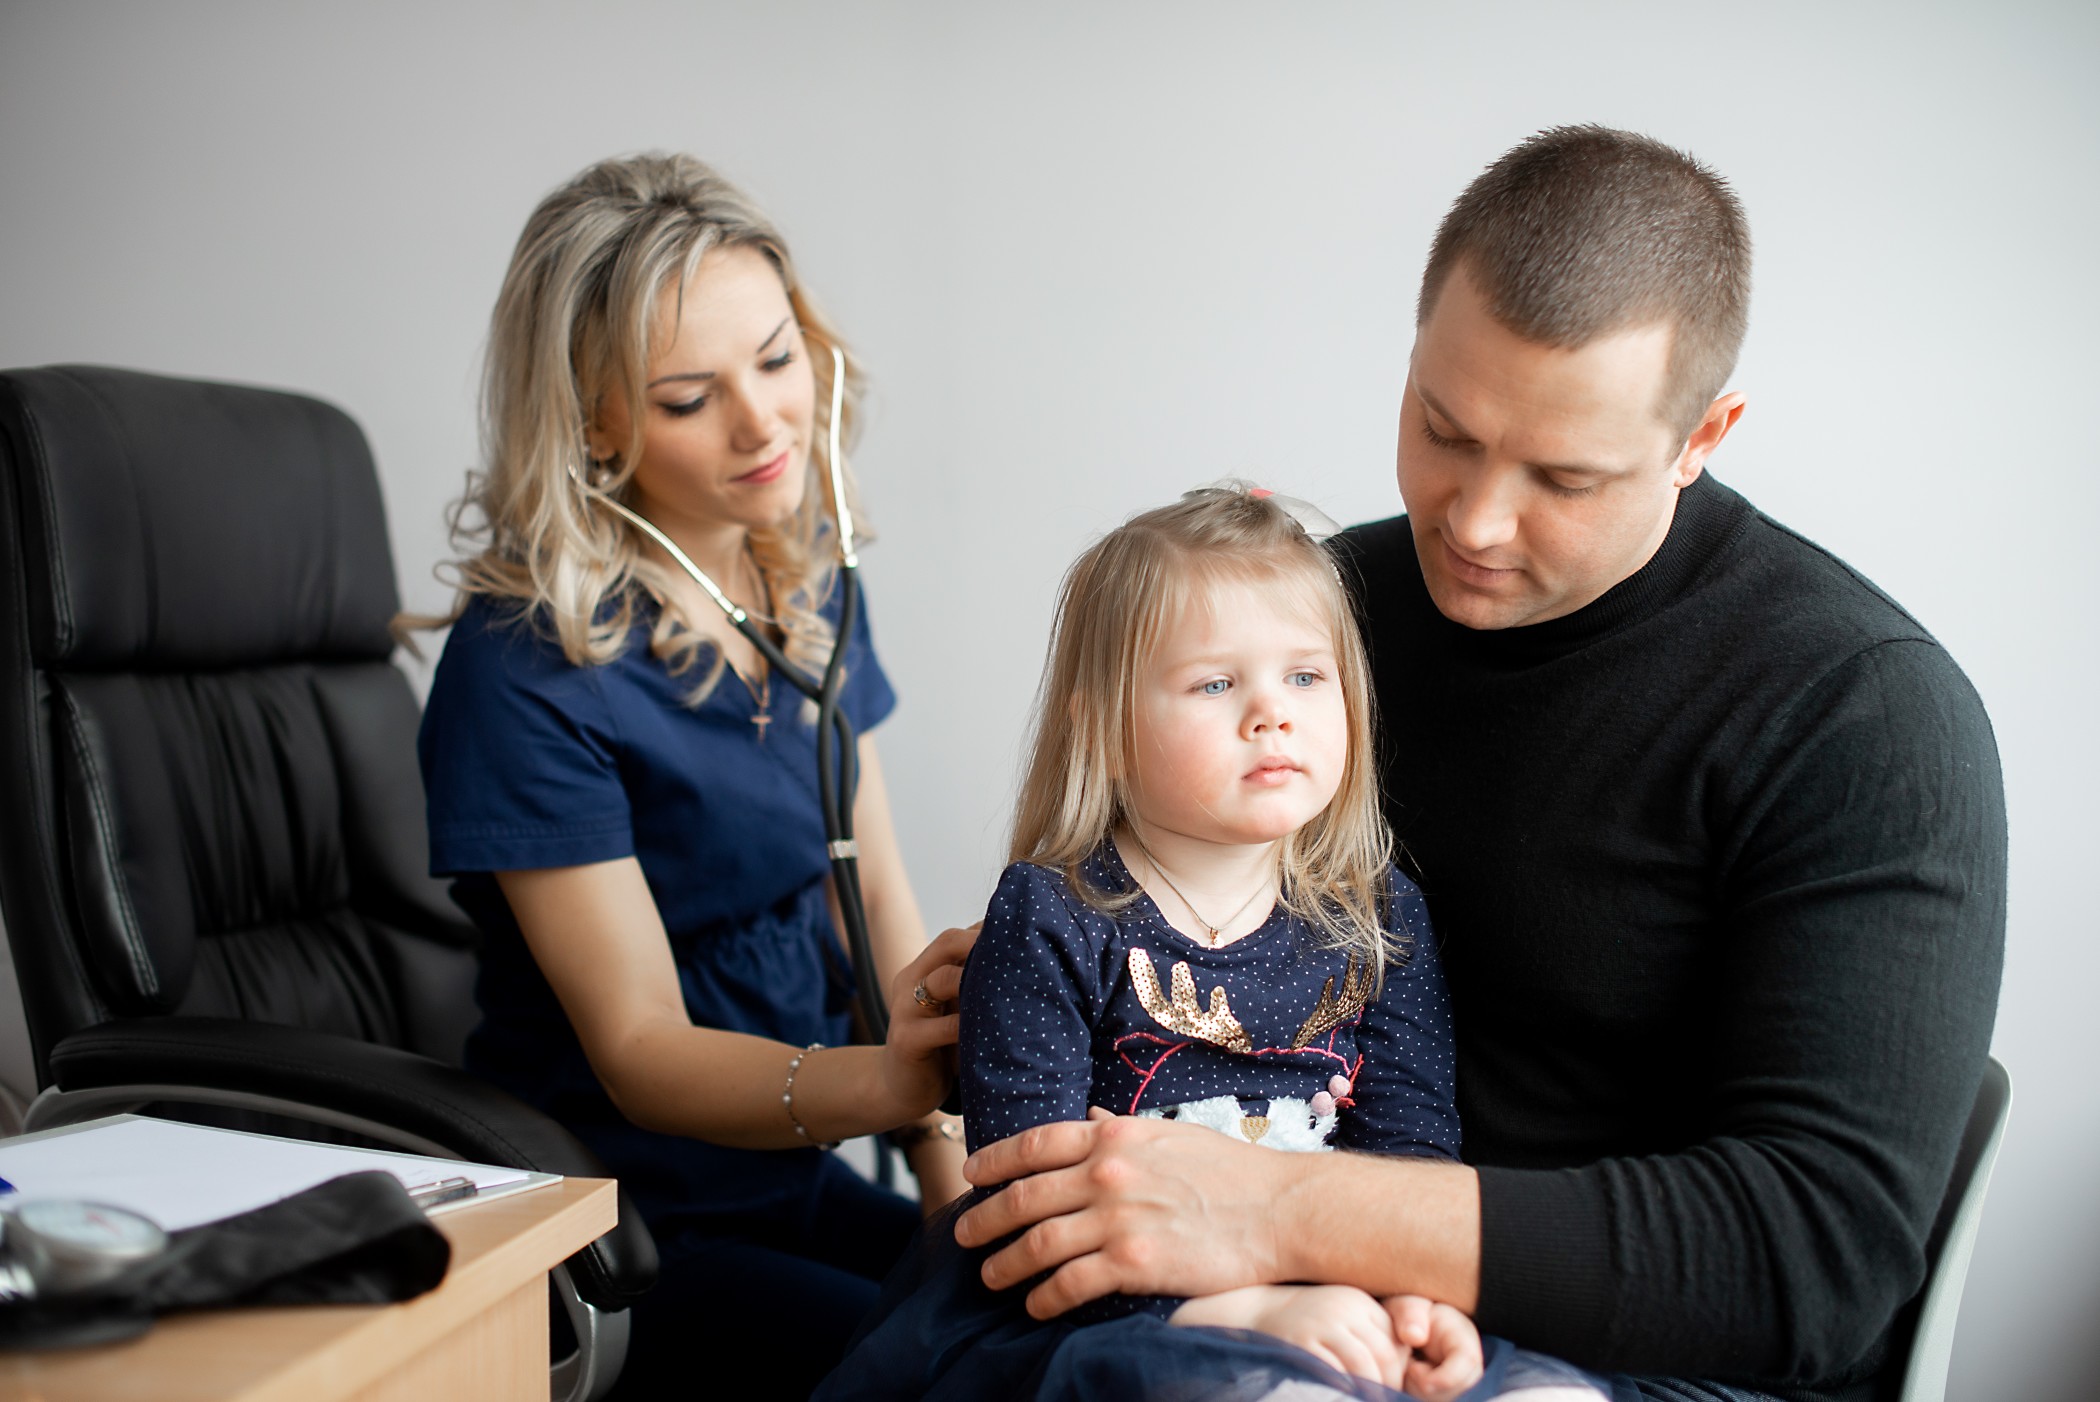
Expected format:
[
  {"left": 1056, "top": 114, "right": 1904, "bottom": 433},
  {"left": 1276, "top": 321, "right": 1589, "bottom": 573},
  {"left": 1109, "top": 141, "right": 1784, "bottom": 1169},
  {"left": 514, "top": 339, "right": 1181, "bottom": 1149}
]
[{"left": 1673, "top": 392, "right": 1746, "bottom": 487}]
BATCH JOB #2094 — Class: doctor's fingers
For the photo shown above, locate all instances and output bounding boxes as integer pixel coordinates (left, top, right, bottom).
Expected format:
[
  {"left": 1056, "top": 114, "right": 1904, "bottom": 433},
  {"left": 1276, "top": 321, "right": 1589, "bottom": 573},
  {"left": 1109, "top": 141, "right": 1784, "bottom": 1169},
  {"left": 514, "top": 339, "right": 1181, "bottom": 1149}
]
[
  {"left": 886, "top": 1009, "right": 960, "bottom": 1052},
  {"left": 915, "top": 962, "right": 964, "bottom": 1004},
  {"left": 891, "top": 927, "right": 973, "bottom": 1001},
  {"left": 917, "top": 922, "right": 979, "bottom": 972}
]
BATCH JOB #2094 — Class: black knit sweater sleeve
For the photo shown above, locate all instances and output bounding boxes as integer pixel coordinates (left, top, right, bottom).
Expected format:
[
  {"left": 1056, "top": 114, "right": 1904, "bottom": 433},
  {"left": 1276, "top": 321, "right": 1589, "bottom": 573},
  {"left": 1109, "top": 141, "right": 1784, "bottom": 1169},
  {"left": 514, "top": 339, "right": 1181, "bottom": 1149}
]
[{"left": 1474, "top": 637, "right": 2007, "bottom": 1384}]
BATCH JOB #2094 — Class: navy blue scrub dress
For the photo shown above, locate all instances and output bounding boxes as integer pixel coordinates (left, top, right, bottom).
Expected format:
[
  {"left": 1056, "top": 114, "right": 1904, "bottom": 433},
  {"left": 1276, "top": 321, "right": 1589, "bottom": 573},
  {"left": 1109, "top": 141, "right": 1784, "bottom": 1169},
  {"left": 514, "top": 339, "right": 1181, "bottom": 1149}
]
[{"left": 418, "top": 584, "right": 920, "bottom": 1399}]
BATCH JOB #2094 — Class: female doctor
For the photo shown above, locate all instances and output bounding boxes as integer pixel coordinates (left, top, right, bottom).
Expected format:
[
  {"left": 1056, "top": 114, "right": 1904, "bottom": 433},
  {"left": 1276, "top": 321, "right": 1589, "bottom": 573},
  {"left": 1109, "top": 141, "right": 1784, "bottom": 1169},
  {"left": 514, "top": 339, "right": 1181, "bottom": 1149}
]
[{"left": 412, "top": 152, "right": 970, "bottom": 1399}]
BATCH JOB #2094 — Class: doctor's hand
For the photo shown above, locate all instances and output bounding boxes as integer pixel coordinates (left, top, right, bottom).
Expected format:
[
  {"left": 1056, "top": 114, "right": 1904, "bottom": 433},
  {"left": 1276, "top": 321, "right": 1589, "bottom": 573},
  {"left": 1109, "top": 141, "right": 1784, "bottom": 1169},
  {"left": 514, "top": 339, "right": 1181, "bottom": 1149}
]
[
  {"left": 878, "top": 923, "right": 977, "bottom": 1122},
  {"left": 955, "top": 1108, "right": 1297, "bottom": 1318}
]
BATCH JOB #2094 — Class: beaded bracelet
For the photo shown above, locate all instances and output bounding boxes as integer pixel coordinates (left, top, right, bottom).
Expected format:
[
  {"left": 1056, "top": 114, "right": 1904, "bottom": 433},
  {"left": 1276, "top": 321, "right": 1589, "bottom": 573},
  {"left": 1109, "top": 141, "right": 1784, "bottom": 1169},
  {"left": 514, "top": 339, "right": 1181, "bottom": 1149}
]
[{"left": 782, "top": 1042, "right": 838, "bottom": 1150}]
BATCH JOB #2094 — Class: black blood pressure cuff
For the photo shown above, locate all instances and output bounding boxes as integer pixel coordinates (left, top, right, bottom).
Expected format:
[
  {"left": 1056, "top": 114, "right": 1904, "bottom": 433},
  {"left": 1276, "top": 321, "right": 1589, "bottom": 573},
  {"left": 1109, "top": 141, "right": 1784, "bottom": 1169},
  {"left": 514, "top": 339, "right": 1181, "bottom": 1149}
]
[{"left": 0, "top": 1170, "right": 451, "bottom": 1350}]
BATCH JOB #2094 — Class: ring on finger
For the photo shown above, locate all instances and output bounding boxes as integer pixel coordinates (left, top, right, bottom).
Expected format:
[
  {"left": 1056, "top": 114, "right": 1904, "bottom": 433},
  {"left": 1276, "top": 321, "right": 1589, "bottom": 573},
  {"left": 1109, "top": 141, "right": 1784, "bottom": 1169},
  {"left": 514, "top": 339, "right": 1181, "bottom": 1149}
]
[{"left": 912, "top": 981, "right": 944, "bottom": 1011}]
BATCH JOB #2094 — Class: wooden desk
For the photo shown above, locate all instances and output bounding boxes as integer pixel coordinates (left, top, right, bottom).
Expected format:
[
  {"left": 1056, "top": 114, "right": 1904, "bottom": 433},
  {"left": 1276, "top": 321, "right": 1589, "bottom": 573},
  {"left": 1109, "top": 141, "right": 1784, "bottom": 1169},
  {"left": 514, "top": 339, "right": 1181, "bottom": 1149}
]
[{"left": 0, "top": 1176, "right": 617, "bottom": 1402}]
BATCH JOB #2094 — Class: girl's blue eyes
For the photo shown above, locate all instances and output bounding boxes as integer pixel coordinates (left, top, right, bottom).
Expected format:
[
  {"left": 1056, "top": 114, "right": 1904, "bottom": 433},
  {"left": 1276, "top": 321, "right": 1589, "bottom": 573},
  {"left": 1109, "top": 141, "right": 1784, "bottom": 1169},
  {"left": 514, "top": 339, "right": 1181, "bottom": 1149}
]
[{"left": 1196, "top": 672, "right": 1322, "bottom": 696}]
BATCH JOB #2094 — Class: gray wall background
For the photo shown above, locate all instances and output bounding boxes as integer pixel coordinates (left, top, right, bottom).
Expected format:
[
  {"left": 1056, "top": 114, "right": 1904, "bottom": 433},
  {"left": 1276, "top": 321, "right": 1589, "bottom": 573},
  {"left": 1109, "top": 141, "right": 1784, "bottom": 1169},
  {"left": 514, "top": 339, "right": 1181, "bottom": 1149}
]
[{"left": 2, "top": 2, "right": 2093, "bottom": 1396}]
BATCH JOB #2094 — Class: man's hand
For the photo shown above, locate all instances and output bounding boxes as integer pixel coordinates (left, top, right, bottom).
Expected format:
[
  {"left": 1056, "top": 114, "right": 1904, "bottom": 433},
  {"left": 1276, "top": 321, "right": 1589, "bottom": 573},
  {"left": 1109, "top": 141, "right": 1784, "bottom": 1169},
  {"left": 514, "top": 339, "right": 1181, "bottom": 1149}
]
[{"left": 956, "top": 1107, "right": 1302, "bottom": 1318}]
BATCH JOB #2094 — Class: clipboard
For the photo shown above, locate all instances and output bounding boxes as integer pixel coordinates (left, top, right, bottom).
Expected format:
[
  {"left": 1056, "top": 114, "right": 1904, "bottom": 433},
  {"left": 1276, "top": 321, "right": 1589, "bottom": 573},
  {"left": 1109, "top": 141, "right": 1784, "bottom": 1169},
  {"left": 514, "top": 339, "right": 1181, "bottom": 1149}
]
[{"left": 0, "top": 1114, "right": 560, "bottom": 1231}]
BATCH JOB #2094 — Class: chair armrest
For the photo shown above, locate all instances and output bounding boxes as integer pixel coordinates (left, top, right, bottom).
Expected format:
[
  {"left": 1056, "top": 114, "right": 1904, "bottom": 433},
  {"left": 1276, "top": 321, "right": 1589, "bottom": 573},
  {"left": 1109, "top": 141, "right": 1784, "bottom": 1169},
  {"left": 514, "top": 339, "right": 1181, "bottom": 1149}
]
[{"left": 47, "top": 1016, "right": 659, "bottom": 1308}]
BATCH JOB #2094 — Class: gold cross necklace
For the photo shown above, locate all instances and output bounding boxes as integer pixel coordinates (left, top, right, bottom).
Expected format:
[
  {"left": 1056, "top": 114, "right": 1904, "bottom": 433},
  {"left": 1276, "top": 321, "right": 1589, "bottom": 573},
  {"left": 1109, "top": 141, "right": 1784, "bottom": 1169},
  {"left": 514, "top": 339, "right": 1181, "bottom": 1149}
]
[{"left": 742, "top": 545, "right": 774, "bottom": 742}]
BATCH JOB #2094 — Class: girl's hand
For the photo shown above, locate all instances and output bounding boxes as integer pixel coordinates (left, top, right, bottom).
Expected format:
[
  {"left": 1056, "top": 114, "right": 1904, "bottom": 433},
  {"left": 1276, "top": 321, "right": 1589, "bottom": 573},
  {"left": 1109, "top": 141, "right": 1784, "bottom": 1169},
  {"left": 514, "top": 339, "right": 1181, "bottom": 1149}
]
[
  {"left": 1174, "top": 1284, "right": 1408, "bottom": 1389},
  {"left": 1383, "top": 1295, "right": 1484, "bottom": 1402},
  {"left": 878, "top": 923, "right": 976, "bottom": 1121}
]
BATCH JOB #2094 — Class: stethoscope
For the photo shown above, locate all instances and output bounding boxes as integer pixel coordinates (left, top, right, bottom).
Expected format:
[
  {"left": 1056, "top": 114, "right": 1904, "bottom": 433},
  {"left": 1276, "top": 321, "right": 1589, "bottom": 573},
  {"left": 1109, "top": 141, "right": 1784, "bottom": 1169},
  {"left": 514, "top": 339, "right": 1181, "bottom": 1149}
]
[{"left": 567, "top": 344, "right": 890, "bottom": 1042}]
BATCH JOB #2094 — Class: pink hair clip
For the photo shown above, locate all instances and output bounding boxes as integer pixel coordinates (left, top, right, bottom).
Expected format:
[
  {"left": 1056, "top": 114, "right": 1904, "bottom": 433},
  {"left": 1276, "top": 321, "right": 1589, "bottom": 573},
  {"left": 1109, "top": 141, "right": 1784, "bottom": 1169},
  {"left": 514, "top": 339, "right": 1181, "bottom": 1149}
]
[
  {"left": 1182, "top": 480, "right": 1342, "bottom": 541},
  {"left": 1214, "top": 481, "right": 1342, "bottom": 542}
]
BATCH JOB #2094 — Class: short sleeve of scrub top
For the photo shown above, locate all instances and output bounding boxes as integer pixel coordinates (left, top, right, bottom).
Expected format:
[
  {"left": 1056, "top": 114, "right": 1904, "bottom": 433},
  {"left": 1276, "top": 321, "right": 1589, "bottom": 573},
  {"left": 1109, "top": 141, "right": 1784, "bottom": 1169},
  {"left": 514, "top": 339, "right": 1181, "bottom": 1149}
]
[{"left": 417, "top": 579, "right": 895, "bottom": 1228}]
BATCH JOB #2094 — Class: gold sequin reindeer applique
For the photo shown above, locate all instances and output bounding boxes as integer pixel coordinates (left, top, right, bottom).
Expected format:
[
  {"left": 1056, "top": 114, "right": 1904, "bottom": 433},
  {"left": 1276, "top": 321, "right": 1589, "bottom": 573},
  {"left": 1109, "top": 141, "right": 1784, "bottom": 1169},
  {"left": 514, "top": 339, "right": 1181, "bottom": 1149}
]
[
  {"left": 1289, "top": 955, "right": 1370, "bottom": 1050},
  {"left": 1127, "top": 948, "right": 1253, "bottom": 1054}
]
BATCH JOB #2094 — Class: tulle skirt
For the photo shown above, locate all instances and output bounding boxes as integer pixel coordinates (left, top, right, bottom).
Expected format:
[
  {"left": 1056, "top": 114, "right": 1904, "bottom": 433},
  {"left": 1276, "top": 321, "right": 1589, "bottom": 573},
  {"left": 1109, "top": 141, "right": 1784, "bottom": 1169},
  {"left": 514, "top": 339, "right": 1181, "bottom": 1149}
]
[{"left": 811, "top": 1192, "right": 1545, "bottom": 1402}]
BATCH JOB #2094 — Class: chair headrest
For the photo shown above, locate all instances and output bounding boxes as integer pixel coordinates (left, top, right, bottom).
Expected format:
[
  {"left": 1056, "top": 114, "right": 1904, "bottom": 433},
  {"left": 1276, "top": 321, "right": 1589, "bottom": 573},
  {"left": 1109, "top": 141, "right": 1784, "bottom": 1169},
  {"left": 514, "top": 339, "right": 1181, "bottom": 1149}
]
[{"left": 0, "top": 366, "right": 401, "bottom": 669}]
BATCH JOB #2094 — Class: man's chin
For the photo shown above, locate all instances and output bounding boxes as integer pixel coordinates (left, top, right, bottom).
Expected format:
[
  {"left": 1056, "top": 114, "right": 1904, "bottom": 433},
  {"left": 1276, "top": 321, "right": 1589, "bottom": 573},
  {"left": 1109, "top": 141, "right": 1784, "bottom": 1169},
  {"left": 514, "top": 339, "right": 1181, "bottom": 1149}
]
[{"left": 1423, "top": 575, "right": 1541, "bottom": 631}]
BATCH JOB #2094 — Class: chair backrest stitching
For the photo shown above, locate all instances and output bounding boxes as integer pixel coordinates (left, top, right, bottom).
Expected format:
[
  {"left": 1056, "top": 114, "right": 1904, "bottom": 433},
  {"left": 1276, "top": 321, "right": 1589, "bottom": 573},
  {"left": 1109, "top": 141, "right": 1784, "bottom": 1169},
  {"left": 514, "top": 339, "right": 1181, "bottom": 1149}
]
[
  {"left": 59, "top": 688, "right": 159, "bottom": 1004},
  {"left": 20, "top": 379, "right": 71, "bottom": 657}
]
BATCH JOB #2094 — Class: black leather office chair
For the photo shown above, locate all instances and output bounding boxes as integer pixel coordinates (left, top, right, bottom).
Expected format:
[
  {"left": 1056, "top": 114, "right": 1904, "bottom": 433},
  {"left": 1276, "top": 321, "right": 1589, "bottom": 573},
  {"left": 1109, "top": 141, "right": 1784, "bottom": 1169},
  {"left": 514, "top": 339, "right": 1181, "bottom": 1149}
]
[{"left": 0, "top": 365, "right": 657, "bottom": 1401}]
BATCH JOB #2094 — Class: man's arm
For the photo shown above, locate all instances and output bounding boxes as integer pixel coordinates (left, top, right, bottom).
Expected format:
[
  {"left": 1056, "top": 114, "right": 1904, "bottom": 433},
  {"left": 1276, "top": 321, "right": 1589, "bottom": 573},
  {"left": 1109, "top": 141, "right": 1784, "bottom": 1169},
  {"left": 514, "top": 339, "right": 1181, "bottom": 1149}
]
[{"left": 957, "top": 1109, "right": 1481, "bottom": 1317}]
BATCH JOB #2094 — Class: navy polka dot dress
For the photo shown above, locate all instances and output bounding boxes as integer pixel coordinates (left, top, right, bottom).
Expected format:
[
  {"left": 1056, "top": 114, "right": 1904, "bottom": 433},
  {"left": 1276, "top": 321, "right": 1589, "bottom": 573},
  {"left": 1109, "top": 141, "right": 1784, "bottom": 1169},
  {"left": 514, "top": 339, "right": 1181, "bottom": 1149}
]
[
  {"left": 960, "top": 841, "right": 1460, "bottom": 1161},
  {"left": 813, "top": 841, "right": 1464, "bottom": 1402}
]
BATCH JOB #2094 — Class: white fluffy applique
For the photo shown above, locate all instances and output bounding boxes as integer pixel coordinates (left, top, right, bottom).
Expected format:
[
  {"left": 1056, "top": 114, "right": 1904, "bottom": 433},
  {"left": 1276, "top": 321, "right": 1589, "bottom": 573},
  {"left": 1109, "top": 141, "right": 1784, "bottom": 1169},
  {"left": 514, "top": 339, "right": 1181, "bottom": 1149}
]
[{"left": 1137, "top": 1094, "right": 1338, "bottom": 1152}]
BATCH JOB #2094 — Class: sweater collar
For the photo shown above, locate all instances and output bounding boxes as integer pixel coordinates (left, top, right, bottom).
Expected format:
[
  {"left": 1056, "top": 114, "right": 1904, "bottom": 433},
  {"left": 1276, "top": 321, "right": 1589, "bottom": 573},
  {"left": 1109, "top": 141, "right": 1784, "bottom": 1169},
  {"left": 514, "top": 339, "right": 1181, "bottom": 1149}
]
[{"left": 1416, "top": 472, "right": 1756, "bottom": 665}]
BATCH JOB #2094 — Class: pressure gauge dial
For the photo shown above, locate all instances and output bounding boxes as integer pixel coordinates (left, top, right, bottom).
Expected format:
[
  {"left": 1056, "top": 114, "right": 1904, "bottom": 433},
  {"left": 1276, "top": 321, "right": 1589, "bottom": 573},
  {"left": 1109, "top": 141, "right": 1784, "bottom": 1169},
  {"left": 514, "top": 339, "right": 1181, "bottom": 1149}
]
[{"left": 0, "top": 1199, "right": 169, "bottom": 1299}]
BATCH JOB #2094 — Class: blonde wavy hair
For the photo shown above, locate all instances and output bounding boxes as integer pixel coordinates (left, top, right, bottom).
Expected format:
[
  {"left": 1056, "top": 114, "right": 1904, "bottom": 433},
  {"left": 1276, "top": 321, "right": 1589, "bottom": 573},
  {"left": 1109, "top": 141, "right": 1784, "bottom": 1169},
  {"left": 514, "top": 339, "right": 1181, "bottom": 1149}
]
[
  {"left": 1010, "top": 489, "right": 1400, "bottom": 971},
  {"left": 403, "top": 151, "right": 866, "bottom": 700}
]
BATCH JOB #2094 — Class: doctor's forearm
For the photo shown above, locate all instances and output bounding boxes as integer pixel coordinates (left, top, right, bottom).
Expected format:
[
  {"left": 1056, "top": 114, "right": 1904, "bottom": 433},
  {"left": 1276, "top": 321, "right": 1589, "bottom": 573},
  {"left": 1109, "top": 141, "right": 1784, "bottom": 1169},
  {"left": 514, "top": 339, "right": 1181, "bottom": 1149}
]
[{"left": 598, "top": 1019, "right": 920, "bottom": 1149}]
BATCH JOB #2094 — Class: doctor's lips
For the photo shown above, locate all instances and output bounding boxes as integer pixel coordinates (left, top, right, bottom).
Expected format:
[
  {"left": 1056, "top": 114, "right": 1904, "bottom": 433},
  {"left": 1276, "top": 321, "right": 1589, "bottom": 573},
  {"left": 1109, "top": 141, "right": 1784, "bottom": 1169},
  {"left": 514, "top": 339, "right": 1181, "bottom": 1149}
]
[{"left": 733, "top": 450, "right": 792, "bottom": 485}]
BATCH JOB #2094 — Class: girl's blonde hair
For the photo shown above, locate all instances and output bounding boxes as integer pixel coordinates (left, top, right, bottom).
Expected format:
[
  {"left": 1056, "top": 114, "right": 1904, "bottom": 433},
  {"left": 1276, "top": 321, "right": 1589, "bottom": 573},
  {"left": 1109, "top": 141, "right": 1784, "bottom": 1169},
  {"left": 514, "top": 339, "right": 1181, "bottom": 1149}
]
[
  {"left": 403, "top": 152, "right": 865, "bottom": 700},
  {"left": 1010, "top": 488, "right": 1399, "bottom": 970}
]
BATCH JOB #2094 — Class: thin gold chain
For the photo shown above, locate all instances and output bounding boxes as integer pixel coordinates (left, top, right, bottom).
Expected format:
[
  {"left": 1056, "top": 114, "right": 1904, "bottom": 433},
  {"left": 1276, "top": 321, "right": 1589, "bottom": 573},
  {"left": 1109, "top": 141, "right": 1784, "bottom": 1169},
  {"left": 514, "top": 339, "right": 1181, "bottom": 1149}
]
[{"left": 1128, "top": 831, "right": 1273, "bottom": 948}]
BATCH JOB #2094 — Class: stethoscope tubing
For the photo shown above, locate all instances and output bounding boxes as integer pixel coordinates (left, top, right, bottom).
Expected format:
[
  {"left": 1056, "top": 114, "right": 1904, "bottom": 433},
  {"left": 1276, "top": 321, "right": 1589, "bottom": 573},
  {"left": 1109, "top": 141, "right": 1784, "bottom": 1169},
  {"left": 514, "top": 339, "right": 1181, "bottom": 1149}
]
[{"left": 568, "top": 342, "right": 891, "bottom": 1045}]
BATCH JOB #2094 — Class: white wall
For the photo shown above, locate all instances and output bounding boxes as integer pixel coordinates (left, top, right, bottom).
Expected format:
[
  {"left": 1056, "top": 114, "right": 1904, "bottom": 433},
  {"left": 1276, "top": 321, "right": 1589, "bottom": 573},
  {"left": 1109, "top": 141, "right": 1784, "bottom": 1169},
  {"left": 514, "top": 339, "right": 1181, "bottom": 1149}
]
[{"left": 1, "top": 2, "right": 2092, "bottom": 1396}]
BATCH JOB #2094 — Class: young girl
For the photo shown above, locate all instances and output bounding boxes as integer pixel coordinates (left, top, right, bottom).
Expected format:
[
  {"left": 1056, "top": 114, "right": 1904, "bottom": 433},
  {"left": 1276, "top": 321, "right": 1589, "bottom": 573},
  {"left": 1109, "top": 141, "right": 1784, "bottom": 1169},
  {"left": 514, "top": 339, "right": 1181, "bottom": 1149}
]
[{"left": 821, "top": 489, "right": 1608, "bottom": 1401}]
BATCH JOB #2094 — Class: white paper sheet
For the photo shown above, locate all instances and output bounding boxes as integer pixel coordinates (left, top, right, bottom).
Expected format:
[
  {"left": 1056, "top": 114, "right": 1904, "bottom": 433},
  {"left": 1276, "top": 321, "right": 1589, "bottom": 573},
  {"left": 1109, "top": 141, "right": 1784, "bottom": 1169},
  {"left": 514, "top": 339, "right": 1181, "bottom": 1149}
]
[{"left": 0, "top": 1116, "right": 546, "bottom": 1231}]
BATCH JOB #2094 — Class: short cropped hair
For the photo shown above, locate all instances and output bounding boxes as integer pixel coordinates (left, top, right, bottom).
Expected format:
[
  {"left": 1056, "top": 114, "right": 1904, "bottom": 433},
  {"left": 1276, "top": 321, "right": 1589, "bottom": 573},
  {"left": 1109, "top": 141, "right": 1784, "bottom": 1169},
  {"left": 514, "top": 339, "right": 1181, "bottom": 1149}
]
[{"left": 1418, "top": 125, "right": 1751, "bottom": 438}]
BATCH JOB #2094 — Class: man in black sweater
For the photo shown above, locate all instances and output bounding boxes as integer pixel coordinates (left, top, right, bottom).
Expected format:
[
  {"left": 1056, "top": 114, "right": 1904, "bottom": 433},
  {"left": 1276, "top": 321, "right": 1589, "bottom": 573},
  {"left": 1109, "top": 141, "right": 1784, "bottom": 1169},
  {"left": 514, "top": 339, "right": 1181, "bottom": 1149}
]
[{"left": 957, "top": 127, "right": 2005, "bottom": 1402}]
